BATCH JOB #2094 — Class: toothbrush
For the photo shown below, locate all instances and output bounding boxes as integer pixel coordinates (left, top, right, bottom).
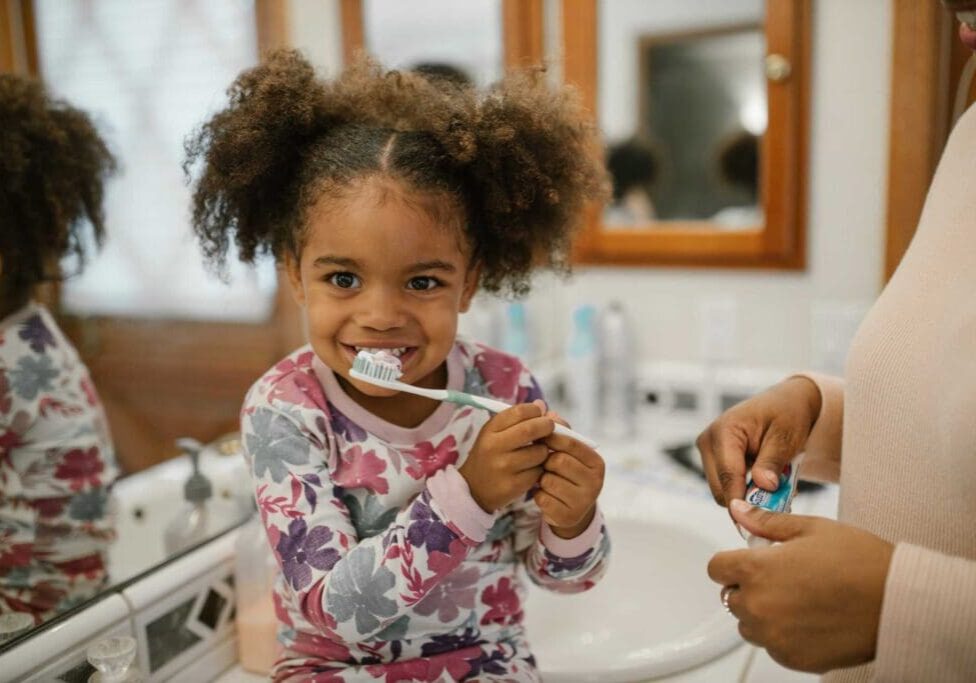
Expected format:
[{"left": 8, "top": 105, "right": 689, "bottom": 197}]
[{"left": 350, "top": 350, "right": 599, "bottom": 449}]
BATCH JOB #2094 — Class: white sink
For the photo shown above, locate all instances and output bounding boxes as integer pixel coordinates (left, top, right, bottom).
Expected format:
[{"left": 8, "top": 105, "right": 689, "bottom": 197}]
[{"left": 523, "top": 481, "right": 743, "bottom": 682}]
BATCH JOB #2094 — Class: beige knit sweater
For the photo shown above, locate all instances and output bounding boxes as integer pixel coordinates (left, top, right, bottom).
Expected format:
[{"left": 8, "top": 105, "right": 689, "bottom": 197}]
[{"left": 799, "top": 103, "right": 976, "bottom": 682}]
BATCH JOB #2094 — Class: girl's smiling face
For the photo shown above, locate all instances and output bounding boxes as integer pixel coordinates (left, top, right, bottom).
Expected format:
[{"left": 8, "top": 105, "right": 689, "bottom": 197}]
[{"left": 286, "top": 176, "right": 478, "bottom": 420}]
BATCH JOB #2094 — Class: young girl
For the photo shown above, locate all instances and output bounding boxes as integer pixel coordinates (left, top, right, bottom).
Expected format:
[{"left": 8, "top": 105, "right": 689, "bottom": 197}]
[
  {"left": 0, "top": 74, "right": 118, "bottom": 622},
  {"left": 186, "top": 51, "right": 610, "bottom": 681}
]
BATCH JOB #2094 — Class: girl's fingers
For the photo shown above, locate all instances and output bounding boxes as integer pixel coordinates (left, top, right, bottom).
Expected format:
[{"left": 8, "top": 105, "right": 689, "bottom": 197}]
[
  {"left": 534, "top": 487, "right": 574, "bottom": 518},
  {"left": 543, "top": 451, "right": 592, "bottom": 487},
  {"left": 487, "top": 402, "right": 544, "bottom": 433},
  {"left": 496, "top": 415, "right": 556, "bottom": 450},
  {"left": 543, "top": 431, "right": 603, "bottom": 469},
  {"left": 547, "top": 410, "right": 570, "bottom": 428},
  {"left": 538, "top": 470, "right": 580, "bottom": 507},
  {"left": 512, "top": 466, "right": 545, "bottom": 494},
  {"left": 511, "top": 443, "right": 550, "bottom": 471}
]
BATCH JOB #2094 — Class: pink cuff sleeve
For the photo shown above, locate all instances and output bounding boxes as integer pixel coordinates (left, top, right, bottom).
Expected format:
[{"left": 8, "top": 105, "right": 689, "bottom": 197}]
[
  {"left": 426, "top": 464, "right": 496, "bottom": 544},
  {"left": 539, "top": 507, "right": 605, "bottom": 558},
  {"left": 791, "top": 372, "right": 844, "bottom": 484},
  {"left": 874, "top": 543, "right": 976, "bottom": 681}
]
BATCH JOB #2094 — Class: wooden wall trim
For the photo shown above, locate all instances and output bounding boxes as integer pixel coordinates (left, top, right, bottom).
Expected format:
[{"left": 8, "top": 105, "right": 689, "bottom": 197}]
[
  {"left": 885, "top": 1, "right": 951, "bottom": 282},
  {"left": 256, "top": 0, "right": 290, "bottom": 54},
  {"left": 340, "top": 0, "right": 365, "bottom": 65},
  {"left": 502, "top": 0, "right": 544, "bottom": 69},
  {"left": 1, "top": 0, "right": 37, "bottom": 75}
]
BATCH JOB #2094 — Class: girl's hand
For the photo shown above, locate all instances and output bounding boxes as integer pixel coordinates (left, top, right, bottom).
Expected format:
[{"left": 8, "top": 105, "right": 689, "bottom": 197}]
[
  {"left": 696, "top": 376, "right": 822, "bottom": 505},
  {"left": 708, "top": 501, "right": 894, "bottom": 673},
  {"left": 458, "top": 400, "right": 555, "bottom": 513},
  {"left": 536, "top": 423, "right": 606, "bottom": 539}
]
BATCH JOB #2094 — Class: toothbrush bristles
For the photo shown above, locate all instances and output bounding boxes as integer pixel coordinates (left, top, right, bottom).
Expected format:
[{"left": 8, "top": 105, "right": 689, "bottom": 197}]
[{"left": 352, "top": 351, "right": 403, "bottom": 383}]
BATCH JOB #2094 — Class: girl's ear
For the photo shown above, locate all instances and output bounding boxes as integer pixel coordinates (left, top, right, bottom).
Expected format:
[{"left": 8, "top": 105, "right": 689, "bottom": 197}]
[
  {"left": 458, "top": 263, "right": 481, "bottom": 313},
  {"left": 284, "top": 251, "right": 306, "bottom": 306}
]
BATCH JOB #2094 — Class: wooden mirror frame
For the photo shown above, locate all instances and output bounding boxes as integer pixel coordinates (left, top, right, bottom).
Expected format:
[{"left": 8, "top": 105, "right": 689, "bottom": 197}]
[
  {"left": 565, "top": 0, "right": 811, "bottom": 269},
  {"left": 339, "top": 0, "right": 545, "bottom": 69}
]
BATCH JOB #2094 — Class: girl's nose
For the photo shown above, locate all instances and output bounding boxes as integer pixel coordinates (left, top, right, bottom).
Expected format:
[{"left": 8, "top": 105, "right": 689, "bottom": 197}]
[{"left": 356, "top": 290, "right": 406, "bottom": 331}]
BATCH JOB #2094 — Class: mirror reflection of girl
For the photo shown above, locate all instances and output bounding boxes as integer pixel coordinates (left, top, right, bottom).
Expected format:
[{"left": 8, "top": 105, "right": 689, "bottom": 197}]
[
  {"left": 185, "top": 51, "right": 610, "bottom": 681},
  {"left": 0, "top": 75, "right": 119, "bottom": 622}
]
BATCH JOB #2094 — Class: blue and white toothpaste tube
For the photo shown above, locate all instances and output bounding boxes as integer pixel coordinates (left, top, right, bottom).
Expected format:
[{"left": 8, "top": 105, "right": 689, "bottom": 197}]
[{"left": 738, "top": 454, "right": 804, "bottom": 548}]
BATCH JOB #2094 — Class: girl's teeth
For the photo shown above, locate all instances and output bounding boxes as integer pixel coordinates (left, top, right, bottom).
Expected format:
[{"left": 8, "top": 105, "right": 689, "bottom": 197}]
[{"left": 357, "top": 346, "right": 408, "bottom": 358}]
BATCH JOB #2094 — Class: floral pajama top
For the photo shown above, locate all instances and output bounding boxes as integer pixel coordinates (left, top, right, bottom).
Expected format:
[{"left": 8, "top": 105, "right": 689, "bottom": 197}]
[
  {"left": 0, "top": 302, "right": 117, "bottom": 622},
  {"left": 241, "top": 339, "right": 610, "bottom": 681}
]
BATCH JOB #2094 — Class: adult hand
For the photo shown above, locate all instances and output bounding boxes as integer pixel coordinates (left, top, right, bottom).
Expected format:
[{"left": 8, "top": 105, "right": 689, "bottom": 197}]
[
  {"left": 459, "top": 400, "right": 554, "bottom": 513},
  {"left": 537, "top": 422, "right": 605, "bottom": 539},
  {"left": 696, "top": 376, "right": 822, "bottom": 505},
  {"left": 708, "top": 500, "right": 894, "bottom": 673}
]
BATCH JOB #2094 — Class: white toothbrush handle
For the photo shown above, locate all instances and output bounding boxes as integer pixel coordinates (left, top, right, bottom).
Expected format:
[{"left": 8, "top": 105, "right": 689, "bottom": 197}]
[
  {"left": 460, "top": 394, "right": 600, "bottom": 450},
  {"left": 375, "top": 377, "right": 601, "bottom": 449}
]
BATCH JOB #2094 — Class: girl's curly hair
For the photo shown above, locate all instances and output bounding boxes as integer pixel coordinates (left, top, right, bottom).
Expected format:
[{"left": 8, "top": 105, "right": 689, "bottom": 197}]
[
  {"left": 184, "top": 50, "right": 609, "bottom": 296},
  {"left": 0, "top": 74, "right": 116, "bottom": 307}
]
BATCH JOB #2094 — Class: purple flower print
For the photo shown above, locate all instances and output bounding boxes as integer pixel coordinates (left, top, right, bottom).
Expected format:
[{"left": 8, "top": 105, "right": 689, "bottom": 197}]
[
  {"left": 277, "top": 518, "right": 340, "bottom": 591},
  {"left": 330, "top": 409, "right": 367, "bottom": 443},
  {"left": 420, "top": 626, "right": 484, "bottom": 657},
  {"left": 18, "top": 314, "right": 56, "bottom": 354},
  {"left": 406, "top": 494, "right": 456, "bottom": 555},
  {"left": 516, "top": 376, "right": 544, "bottom": 405},
  {"left": 413, "top": 564, "right": 479, "bottom": 622},
  {"left": 467, "top": 647, "right": 510, "bottom": 677},
  {"left": 545, "top": 547, "right": 593, "bottom": 575}
]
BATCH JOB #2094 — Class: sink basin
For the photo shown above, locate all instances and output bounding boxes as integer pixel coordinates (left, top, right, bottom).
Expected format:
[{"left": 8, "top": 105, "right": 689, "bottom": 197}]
[{"left": 523, "top": 484, "right": 743, "bottom": 682}]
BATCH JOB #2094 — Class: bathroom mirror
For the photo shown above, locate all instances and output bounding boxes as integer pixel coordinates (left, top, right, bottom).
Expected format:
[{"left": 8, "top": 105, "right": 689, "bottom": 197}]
[
  {"left": 0, "top": 0, "right": 287, "bottom": 639},
  {"left": 564, "top": 0, "right": 811, "bottom": 268},
  {"left": 340, "top": 0, "right": 544, "bottom": 77}
]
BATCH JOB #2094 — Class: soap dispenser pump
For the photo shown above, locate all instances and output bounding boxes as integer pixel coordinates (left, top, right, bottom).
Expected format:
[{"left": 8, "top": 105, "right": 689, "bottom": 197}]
[{"left": 163, "top": 438, "right": 213, "bottom": 555}]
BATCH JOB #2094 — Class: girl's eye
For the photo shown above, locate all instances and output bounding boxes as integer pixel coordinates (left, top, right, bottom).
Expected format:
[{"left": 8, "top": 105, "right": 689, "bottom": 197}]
[
  {"left": 407, "top": 276, "right": 441, "bottom": 291},
  {"left": 328, "top": 272, "right": 361, "bottom": 289}
]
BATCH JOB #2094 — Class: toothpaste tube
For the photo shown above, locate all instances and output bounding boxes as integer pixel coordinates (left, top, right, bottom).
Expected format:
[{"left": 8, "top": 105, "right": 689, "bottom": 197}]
[{"left": 738, "top": 455, "right": 804, "bottom": 548}]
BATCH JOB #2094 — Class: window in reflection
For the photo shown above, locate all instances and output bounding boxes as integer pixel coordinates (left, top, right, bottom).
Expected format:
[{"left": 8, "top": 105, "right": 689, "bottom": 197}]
[
  {"left": 597, "top": 0, "right": 765, "bottom": 230},
  {"left": 33, "top": 0, "right": 276, "bottom": 321},
  {"left": 363, "top": 0, "right": 502, "bottom": 88}
]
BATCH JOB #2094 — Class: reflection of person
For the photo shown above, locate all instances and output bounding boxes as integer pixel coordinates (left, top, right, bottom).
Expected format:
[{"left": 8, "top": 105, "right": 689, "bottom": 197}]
[
  {"left": 710, "top": 129, "right": 761, "bottom": 228},
  {"left": 604, "top": 137, "right": 657, "bottom": 225},
  {"left": 698, "top": 7, "right": 976, "bottom": 680},
  {"left": 185, "top": 51, "right": 610, "bottom": 680},
  {"left": 0, "top": 75, "right": 119, "bottom": 622}
]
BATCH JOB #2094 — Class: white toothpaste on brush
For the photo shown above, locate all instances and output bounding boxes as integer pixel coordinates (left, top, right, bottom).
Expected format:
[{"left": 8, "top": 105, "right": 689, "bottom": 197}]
[{"left": 738, "top": 454, "right": 804, "bottom": 548}]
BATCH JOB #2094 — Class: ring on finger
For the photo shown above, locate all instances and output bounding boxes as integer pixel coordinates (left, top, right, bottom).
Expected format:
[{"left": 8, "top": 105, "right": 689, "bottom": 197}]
[{"left": 720, "top": 585, "right": 738, "bottom": 614}]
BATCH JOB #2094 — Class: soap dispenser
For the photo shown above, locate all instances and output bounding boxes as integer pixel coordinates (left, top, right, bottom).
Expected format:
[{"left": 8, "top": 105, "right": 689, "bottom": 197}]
[
  {"left": 163, "top": 438, "right": 214, "bottom": 555},
  {"left": 87, "top": 635, "right": 144, "bottom": 682}
]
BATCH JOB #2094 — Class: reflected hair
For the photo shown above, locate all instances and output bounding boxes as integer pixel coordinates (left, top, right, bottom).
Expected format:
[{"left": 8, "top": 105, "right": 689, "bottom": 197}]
[{"left": 0, "top": 74, "right": 116, "bottom": 306}]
